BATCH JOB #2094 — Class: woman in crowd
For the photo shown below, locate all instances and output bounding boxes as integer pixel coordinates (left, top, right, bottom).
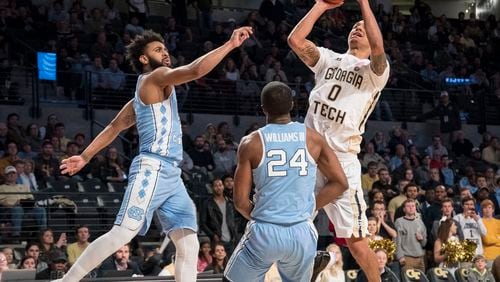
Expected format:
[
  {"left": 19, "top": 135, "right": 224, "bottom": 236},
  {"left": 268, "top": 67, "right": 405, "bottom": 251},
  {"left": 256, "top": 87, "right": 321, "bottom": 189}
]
[
  {"left": 315, "top": 244, "right": 345, "bottom": 282},
  {"left": 204, "top": 243, "right": 227, "bottom": 274},
  {"left": 367, "top": 217, "right": 383, "bottom": 241},
  {"left": 0, "top": 252, "right": 10, "bottom": 280},
  {"left": 197, "top": 240, "right": 212, "bottom": 273},
  {"left": 18, "top": 256, "right": 36, "bottom": 270},
  {"left": 38, "top": 228, "right": 67, "bottom": 264}
]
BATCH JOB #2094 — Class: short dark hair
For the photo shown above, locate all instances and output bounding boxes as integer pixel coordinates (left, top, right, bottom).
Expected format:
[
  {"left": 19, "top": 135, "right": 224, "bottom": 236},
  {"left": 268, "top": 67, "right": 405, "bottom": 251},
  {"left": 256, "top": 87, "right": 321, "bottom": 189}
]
[
  {"left": 6, "top": 113, "right": 19, "bottom": 121},
  {"left": 403, "top": 183, "right": 418, "bottom": 194},
  {"left": 126, "top": 30, "right": 164, "bottom": 73},
  {"left": 261, "top": 81, "right": 293, "bottom": 116},
  {"left": 367, "top": 161, "right": 378, "bottom": 168}
]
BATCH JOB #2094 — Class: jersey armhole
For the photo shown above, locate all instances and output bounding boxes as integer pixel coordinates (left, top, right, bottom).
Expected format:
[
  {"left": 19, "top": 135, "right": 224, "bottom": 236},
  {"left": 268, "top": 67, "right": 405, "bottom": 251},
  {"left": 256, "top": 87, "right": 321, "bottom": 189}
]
[{"left": 255, "top": 130, "right": 266, "bottom": 169}]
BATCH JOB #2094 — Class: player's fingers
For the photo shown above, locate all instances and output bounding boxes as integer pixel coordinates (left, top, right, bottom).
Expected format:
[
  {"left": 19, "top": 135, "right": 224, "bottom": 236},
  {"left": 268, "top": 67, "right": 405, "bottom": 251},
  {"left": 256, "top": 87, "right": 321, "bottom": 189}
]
[
  {"left": 238, "top": 26, "right": 253, "bottom": 35},
  {"left": 60, "top": 163, "right": 67, "bottom": 170}
]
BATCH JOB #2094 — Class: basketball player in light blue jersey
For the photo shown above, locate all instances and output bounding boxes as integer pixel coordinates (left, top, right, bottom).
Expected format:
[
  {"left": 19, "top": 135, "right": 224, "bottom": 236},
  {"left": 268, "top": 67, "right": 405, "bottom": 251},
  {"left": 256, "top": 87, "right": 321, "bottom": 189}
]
[
  {"left": 224, "top": 82, "right": 348, "bottom": 282},
  {"left": 58, "top": 27, "right": 252, "bottom": 282}
]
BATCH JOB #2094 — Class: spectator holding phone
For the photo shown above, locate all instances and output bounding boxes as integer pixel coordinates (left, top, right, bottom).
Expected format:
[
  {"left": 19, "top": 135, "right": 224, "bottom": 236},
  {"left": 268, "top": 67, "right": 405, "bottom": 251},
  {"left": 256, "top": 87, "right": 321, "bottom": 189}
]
[{"left": 453, "top": 197, "right": 487, "bottom": 255}]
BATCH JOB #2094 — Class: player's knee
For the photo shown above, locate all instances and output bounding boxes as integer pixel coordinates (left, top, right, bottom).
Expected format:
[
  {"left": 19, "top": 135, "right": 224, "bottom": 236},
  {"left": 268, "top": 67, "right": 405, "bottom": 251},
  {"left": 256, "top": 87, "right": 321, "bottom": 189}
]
[
  {"left": 107, "top": 225, "right": 138, "bottom": 248},
  {"left": 171, "top": 228, "right": 199, "bottom": 258}
]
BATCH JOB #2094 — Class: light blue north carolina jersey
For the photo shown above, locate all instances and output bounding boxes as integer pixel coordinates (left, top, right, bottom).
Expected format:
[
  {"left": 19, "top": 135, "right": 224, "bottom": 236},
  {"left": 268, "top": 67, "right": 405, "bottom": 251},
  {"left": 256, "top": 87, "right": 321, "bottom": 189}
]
[
  {"left": 251, "top": 122, "right": 317, "bottom": 225},
  {"left": 133, "top": 76, "right": 183, "bottom": 164}
]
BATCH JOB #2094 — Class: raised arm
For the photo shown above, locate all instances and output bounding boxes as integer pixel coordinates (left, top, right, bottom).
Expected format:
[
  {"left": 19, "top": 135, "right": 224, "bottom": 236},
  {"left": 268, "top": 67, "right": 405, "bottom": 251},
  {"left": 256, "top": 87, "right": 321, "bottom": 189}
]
[
  {"left": 307, "top": 128, "right": 348, "bottom": 209},
  {"left": 233, "top": 133, "right": 259, "bottom": 220},
  {"left": 60, "top": 100, "right": 136, "bottom": 175},
  {"left": 358, "top": 0, "right": 387, "bottom": 75},
  {"left": 148, "top": 27, "right": 252, "bottom": 88},
  {"left": 287, "top": 0, "right": 343, "bottom": 67}
]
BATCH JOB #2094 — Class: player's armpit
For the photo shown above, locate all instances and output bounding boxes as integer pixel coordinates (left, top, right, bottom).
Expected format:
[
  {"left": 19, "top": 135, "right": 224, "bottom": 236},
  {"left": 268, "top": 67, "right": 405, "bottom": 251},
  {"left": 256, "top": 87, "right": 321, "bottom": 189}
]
[
  {"left": 370, "top": 53, "right": 388, "bottom": 76},
  {"left": 294, "top": 40, "right": 320, "bottom": 67}
]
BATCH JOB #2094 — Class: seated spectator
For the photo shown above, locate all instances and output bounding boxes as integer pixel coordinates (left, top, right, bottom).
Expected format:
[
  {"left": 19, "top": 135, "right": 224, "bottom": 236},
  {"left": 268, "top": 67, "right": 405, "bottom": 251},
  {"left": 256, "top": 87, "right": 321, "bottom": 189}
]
[
  {"left": 424, "top": 168, "right": 444, "bottom": 190},
  {"left": 265, "top": 61, "right": 287, "bottom": 82},
  {"left": 67, "top": 225, "right": 90, "bottom": 266},
  {"left": 468, "top": 147, "right": 490, "bottom": 174},
  {"left": 451, "top": 130, "right": 474, "bottom": 158},
  {"left": 103, "top": 58, "right": 126, "bottom": 91},
  {"left": 6, "top": 113, "right": 25, "bottom": 146},
  {"left": 356, "top": 249, "right": 399, "bottom": 282},
  {"left": 85, "top": 56, "right": 107, "bottom": 90},
  {"left": 387, "top": 180, "right": 410, "bottom": 222},
  {"left": 361, "top": 161, "right": 379, "bottom": 193},
  {"left": 203, "top": 243, "right": 227, "bottom": 274},
  {"left": 361, "top": 143, "right": 385, "bottom": 169},
  {"left": 98, "top": 243, "right": 142, "bottom": 276},
  {"left": 389, "top": 144, "right": 405, "bottom": 171},
  {"left": 370, "top": 201, "right": 397, "bottom": 239},
  {"left": 188, "top": 135, "right": 215, "bottom": 177},
  {"left": 453, "top": 197, "right": 486, "bottom": 255},
  {"left": 53, "top": 123, "right": 71, "bottom": 153},
  {"left": 407, "top": 145, "right": 421, "bottom": 169},
  {"left": 414, "top": 154, "right": 431, "bottom": 186},
  {"left": 394, "top": 183, "right": 421, "bottom": 221},
  {"left": 19, "top": 143, "right": 37, "bottom": 160},
  {"left": 480, "top": 199, "right": 500, "bottom": 263},
  {"left": 212, "top": 139, "right": 236, "bottom": 179},
  {"left": 370, "top": 131, "right": 388, "bottom": 157},
  {"left": 1, "top": 247, "right": 17, "bottom": 269},
  {"left": 482, "top": 136, "right": 499, "bottom": 166},
  {"left": 197, "top": 240, "right": 212, "bottom": 273},
  {"left": 433, "top": 219, "right": 459, "bottom": 273},
  {"left": 0, "top": 166, "right": 47, "bottom": 240},
  {"left": 459, "top": 166, "right": 478, "bottom": 194},
  {"left": 315, "top": 244, "right": 344, "bottom": 282},
  {"left": 440, "top": 155, "right": 455, "bottom": 187},
  {"left": 372, "top": 168, "right": 396, "bottom": 200},
  {"left": 18, "top": 255, "right": 36, "bottom": 270},
  {"left": 125, "top": 16, "right": 144, "bottom": 38},
  {"left": 367, "top": 217, "right": 383, "bottom": 241},
  {"left": 34, "top": 141, "right": 62, "bottom": 188},
  {"left": 39, "top": 228, "right": 67, "bottom": 264},
  {"left": 19, "top": 159, "right": 37, "bottom": 192},
  {"left": 24, "top": 123, "right": 42, "bottom": 152},
  {"left": 35, "top": 249, "right": 69, "bottom": 280},
  {"left": 468, "top": 255, "right": 495, "bottom": 281},
  {"left": 91, "top": 146, "right": 127, "bottom": 183},
  {"left": 24, "top": 242, "right": 48, "bottom": 273},
  {"left": 0, "top": 141, "right": 20, "bottom": 176}
]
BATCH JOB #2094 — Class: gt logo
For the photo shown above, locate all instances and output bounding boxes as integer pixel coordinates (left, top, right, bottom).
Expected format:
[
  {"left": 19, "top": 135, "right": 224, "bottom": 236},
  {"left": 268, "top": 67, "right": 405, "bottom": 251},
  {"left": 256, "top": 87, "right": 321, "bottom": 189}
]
[
  {"left": 434, "top": 268, "right": 449, "bottom": 278},
  {"left": 127, "top": 206, "right": 145, "bottom": 221},
  {"left": 406, "top": 269, "right": 421, "bottom": 280},
  {"left": 346, "top": 270, "right": 358, "bottom": 279}
]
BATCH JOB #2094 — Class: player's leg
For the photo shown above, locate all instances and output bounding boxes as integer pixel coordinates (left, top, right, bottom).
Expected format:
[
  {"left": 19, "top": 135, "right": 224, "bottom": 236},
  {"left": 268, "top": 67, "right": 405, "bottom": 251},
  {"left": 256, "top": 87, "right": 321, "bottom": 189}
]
[
  {"left": 156, "top": 177, "right": 199, "bottom": 281},
  {"left": 55, "top": 225, "right": 138, "bottom": 282},
  {"left": 55, "top": 156, "right": 160, "bottom": 281},
  {"left": 323, "top": 159, "right": 380, "bottom": 282},
  {"left": 278, "top": 221, "right": 317, "bottom": 282},
  {"left": 224, "top": 221, "right": 274, "bottom": 282}
]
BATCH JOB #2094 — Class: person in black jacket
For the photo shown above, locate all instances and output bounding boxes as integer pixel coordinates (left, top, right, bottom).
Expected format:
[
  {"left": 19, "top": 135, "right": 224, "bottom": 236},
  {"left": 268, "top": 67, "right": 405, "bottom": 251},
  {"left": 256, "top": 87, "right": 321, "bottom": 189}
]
[
  {"left": 356, "top": 249, "right": 399, "bottom": 282},
  {"left": 35, "top": 250, "right": 68, "bottom": 280},
  {"left": 200, "top": 178, "right": 237, "bottom": 255},
  {"left": 413, "top": 91, "right": 461, "bottom": 146},
  {"left": 98, "top": 244, "right": 142, "bottom": 277}
]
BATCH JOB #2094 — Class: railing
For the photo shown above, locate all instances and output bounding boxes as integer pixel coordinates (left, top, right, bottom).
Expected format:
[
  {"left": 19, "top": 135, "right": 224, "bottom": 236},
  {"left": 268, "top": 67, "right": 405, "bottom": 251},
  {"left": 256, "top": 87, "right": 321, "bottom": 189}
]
[{"left": 1, "top": 67, "right": 499, "bottom": 126}]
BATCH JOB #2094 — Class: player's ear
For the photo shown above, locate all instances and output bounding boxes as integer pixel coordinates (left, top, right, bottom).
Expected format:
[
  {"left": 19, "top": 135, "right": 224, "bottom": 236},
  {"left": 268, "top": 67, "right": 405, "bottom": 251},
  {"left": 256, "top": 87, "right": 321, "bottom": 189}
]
[{"left": 139, "top": 55, "right": 148, "bottom": 65}]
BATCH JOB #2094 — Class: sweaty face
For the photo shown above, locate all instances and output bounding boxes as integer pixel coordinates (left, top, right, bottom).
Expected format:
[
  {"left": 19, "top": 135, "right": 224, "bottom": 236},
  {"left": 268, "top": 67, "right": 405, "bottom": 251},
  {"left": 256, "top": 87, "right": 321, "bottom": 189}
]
[{"left": 144, "top": 42, "right": 171, "bottom": 70}]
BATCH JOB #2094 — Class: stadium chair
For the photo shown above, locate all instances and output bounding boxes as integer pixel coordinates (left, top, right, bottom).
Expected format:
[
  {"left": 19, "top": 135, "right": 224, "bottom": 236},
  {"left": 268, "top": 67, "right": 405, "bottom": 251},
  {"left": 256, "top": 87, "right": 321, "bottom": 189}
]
[
  {"left": 345, "top": 269, "right": 359, "bottom": 282},
  {"left": 47, "top": 179, "right": 79, "bottom": 194},
  {"left": 80, "top": 178, "right": 106, "bottom": 193},
  {"left": 109, "top": 182, "right": 128, "bottom": 193},
  {"left": 454, "top": 268, "right": 469, "bottom": 282},
  {"left": 401, "top": 268, "right": 430, "bottom": 282},
  {"left": 427, "top": 267, "right": 456, "bottom": 282}
]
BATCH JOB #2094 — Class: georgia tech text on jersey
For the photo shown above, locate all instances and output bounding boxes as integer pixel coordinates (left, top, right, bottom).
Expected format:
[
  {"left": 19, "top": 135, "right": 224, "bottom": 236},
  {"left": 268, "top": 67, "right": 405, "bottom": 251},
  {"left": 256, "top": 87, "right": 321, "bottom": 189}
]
[{"left": 324, "top": 67, "right": 363, "bottom": 90}]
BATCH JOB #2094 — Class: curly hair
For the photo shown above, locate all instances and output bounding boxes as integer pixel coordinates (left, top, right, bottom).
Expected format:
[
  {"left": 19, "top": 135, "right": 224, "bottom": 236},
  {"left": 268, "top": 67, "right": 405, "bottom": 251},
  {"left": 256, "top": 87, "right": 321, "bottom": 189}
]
[{"left": 125, "top": 30, "right": 164, "bottom": 73}]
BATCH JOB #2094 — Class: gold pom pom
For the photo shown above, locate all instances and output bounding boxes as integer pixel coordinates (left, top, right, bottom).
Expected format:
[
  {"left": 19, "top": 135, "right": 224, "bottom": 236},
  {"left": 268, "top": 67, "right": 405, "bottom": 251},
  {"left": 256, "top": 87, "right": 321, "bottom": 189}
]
[
  {"left": 369, "top": 239, "right": 396, "bottom": 261},
  {"left": 441, "top": 239, "right": 477, "bottom": 267}
]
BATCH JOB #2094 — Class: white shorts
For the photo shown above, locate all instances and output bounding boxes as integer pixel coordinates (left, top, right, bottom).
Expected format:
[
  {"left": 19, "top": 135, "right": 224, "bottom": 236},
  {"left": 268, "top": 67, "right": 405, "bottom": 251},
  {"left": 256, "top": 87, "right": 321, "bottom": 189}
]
[{"left": 316, "top": 154, "right": 368, "bottom": 238}]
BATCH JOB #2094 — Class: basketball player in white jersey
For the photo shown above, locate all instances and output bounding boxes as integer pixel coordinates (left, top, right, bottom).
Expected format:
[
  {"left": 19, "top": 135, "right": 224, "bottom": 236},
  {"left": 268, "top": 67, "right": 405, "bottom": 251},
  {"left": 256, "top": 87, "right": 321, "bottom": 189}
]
[{"left": 288, "top": 1, "right": 389, "bottom": 281}]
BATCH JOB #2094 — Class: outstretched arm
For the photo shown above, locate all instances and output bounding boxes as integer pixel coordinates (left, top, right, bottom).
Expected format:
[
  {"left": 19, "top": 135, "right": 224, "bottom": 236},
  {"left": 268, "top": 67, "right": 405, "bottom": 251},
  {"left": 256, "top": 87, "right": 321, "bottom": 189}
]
[
  {"left": 60, "top": 100, "right": 136, "bottom": 175},
  {"left": 308, "top": 129, "right": 348, "bottom": 209},
  {"left": 148, "top": 27, "right": 253, "bottom": 88},
  {"left": 358, "top": 0, "right": 387, "bottom": 75},
  {"left": 288, "top": 0, "right": 343, "bottom": 67}
]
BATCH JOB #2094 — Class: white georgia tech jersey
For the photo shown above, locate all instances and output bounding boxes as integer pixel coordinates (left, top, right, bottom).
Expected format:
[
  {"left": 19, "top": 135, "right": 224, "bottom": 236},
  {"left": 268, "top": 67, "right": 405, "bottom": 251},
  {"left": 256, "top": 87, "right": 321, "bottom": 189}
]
[{"left": 305, "top": 47, "right": 390, "bottom": 154}]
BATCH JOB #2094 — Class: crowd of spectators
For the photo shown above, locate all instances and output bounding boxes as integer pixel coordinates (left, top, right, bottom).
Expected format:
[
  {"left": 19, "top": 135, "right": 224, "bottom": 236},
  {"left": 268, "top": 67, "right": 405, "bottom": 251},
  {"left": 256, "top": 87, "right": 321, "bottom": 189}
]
[{"left": 0, "top": 0, "right": 498, "bottom": 280}]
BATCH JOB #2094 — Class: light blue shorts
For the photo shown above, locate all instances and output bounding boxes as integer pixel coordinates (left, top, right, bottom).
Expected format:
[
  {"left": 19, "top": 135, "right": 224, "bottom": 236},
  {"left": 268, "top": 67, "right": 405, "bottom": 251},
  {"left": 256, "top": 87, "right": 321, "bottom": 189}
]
[
  {"left": 114, "top": 154, "right": 197, "bottom": 236},
  {"left": 225, "top": 220, "right": 317, "bottom": 282}
]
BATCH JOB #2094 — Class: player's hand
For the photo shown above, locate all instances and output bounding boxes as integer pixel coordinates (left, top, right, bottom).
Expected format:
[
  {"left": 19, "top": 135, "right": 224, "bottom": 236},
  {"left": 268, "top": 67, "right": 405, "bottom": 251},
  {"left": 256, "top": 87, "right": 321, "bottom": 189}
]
[
  {"left": 315, "top": 0, "right": 344, "bottom": 11},
  {"left": 60, "top": 155, "right": 87, "bottom": 176},
  {"left": 229, "top": 26, "right": 253, "bottom": 48}
]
